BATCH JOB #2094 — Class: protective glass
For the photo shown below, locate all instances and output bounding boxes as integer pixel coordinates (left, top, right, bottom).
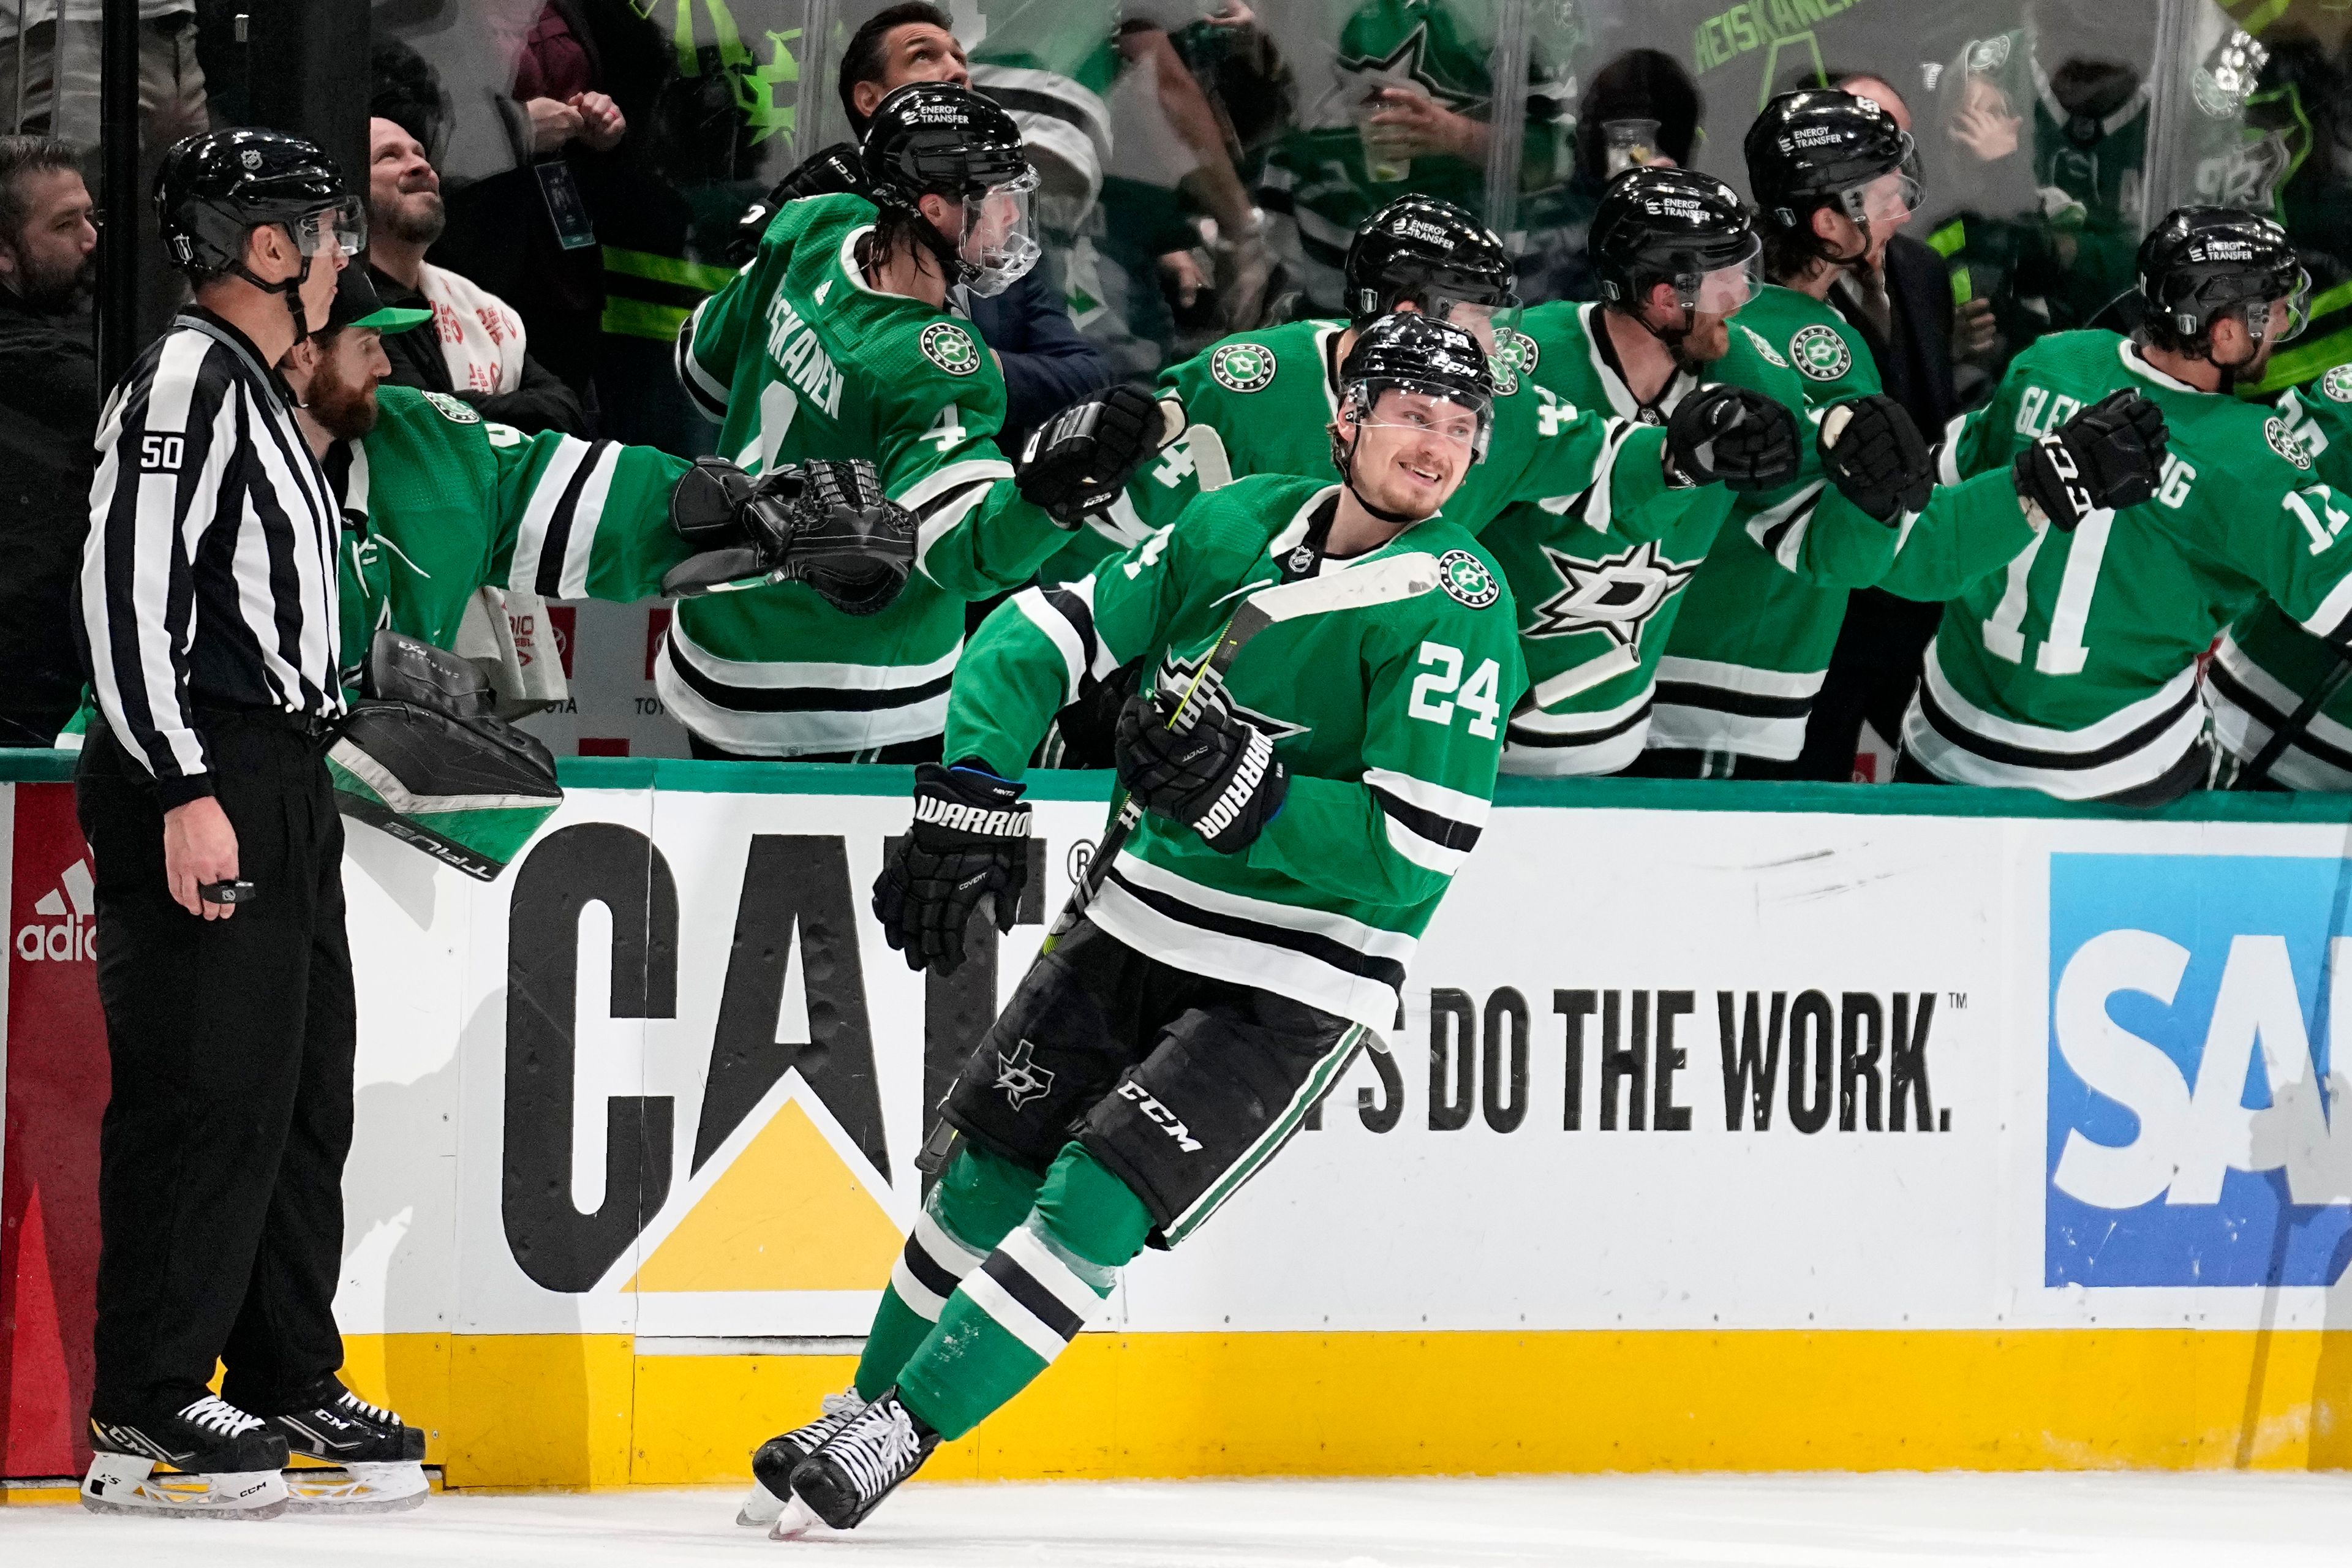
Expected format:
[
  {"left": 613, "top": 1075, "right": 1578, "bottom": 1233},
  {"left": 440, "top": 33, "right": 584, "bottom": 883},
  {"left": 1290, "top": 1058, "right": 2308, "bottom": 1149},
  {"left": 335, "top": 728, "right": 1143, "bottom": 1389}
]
[
  {"left": 1679, "top": 236, "right": 1764, "bottom": 317},
  {"left": 1354, "top": 380, "right": 1493, "bottom": 463},
  {"left": 960, "top": 166, "right": 1041, "bottom": 298},
  {"left": 1426, "top": 292, "right": 1523, "bottom": 360},
  {"left": 2248, "top": 271, "right": 2312, "bottom": 343},
  {"left": 1839, "top": 143, "right": 1924, "bottom": 229},
  {"left": 292, "top": 197, "right": 367, "bottom": 258}
]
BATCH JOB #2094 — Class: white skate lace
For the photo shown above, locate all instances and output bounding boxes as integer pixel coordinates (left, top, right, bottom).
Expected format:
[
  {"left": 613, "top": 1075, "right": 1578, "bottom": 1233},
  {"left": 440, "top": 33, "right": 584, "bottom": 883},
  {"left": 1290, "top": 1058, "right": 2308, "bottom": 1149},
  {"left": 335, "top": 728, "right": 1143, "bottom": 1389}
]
[
  {"left": 178, "top": 1395, "right": 266, "bottom": 1439},
  {"left": 333, "top": 1389, "right": 400, "bottom": 1427},
  {"left": 831, "top": 1402, "right": 922, "bottom": 1504},
  {"left": 783, "top": 1389, "right": 868, "bottom": 1459}
]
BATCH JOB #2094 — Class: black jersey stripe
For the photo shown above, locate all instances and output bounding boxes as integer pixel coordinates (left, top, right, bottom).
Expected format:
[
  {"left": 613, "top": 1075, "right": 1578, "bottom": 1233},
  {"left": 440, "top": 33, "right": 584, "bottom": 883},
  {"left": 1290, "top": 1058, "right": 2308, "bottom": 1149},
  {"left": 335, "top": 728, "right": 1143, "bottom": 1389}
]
[
  {"left": 1041, "top": 584, "right": 1102, "bottom": 674},
  {"left": 2207, "top": 660, "right": 2352, "bottom": 776},
  {"left": 535, "top": 440, "right": 615, "bottom": 596},
  {"left": 1918, "top": 676, "right": 2198, "bottom": 772},
  {"left": 1104, "top": 867, "right": 1409, "bottom": 990},
  {"left": 1653, "top": 680, "right": 1815, "bottom": 720},
  {"left": 665, "top": 637, "right": 956, "bottom": 714},
  {"left": 1366, "top": 784, "right": 1482, "bottom": 852},
  {"left": 1507, "top": 696, "right": 1655, "bottom": 748},
  {"left": 980, "top": 1250, "right": 1084, "bottom": 1343}
]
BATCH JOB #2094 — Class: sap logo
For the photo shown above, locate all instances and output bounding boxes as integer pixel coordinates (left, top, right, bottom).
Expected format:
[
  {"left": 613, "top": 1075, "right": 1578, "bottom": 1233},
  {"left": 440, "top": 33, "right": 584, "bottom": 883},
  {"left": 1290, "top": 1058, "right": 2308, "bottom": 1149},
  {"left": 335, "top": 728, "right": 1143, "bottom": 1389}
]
[
  {"left": 1118, "top": 1080, "right": 1203, "bottom": 1152},
  {"left": 15, "top": 859, "right": 94, "bottom": 962},
  {"left": 2048, "top": 853, "right": 2352, "bottom": 1287}
]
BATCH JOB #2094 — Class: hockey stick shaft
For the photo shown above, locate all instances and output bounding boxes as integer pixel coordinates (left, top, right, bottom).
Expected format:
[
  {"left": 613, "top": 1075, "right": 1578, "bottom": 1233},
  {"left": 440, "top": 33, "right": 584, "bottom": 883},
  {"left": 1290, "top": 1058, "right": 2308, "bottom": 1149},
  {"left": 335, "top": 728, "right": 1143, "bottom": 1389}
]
[{"left": 2234, "top": 639, "right": 2352, "bottom": 790}]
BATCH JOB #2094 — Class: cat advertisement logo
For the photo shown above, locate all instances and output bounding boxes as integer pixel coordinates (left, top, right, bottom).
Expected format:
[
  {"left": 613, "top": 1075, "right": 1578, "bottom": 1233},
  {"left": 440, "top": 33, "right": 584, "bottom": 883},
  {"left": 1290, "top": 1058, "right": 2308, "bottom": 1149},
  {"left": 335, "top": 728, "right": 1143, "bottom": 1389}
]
[{"left": 499, "top": 823, "right": 1042, "bottom": 1298}]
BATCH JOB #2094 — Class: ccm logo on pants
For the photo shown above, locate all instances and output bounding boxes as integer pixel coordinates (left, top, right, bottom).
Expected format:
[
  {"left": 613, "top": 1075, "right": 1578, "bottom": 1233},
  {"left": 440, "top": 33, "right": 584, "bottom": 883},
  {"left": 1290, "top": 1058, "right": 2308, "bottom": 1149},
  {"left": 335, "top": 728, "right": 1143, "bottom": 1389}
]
[{"left": 1118, "top": 1080, "right": 1203, "bottom": 1153}]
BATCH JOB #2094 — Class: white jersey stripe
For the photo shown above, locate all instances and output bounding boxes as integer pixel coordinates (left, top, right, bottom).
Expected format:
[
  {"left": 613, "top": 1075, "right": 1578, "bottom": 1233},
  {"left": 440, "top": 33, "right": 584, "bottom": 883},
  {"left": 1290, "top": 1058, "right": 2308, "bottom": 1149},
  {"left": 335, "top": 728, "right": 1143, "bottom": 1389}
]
[
  {"left": 505, "top": 435, "right": 592, "bottom": 601},
  {"left": 557, "top": 443, "right": 624, "bottom": 600},
  {"left": 955, "top": 1266, "right": 1071, "bottom": 1366}
]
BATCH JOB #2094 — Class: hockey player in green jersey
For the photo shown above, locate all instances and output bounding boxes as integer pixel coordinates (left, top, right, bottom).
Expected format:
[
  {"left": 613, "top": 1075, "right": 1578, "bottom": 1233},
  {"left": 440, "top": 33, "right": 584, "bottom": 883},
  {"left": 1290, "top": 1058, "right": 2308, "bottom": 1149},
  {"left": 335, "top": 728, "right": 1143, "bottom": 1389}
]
[
  {"left": 1900, "top": 208, "right": 2350, "bottom": 805},
  {"left": 668, "top": 81, "right": 1170, "bottom": 760},
  {"left": 1646, "top": 88, "right": 1920, "bottom": 774},
  {"left": 2210, "top": 366, "right": 2352, "bottom": 788},
  {"left": 735, "top": 317, "right": 1522, "bottom": 1536},
  {"left": 1489, "top": 167, "right": 2043, "bottom": 776}
]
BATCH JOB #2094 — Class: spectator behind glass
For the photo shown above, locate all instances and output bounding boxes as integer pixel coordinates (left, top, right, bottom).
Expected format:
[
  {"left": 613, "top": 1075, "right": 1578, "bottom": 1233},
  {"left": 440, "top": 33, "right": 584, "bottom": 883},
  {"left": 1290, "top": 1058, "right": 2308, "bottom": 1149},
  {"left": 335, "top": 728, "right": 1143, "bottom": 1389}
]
[
  {"left": 1523, "top": 48, "right": 1700, "bottom": 303},
  {"left": 836, "top": 2, "right": 1109, "bottom": 454},
  {"left": 0, "top": 135, "right": 98, "bottom": 745},
  {"left": 1797, "top": 74, "right": 1967, "bottom": 785},
  {"left": 364, "top": 117, "right": 586, "bottom": 436}
]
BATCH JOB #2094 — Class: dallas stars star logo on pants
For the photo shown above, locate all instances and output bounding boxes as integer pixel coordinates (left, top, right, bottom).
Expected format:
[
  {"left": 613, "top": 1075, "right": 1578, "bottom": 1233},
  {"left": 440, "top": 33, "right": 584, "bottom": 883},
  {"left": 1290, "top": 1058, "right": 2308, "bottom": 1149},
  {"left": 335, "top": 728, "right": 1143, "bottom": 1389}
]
[{"left": 997, "top": 1039, "right": 1055, "bottom": 1110}]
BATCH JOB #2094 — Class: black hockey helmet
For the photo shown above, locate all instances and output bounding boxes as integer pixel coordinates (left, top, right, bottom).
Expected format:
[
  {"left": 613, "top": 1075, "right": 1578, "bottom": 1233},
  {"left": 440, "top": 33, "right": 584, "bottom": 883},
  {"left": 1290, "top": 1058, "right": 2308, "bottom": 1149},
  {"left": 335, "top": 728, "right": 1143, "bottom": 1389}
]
[
  {"left": 1343, "top": 194, "right": 1520, "bottom": 352},
  {"left": 154, "top": 129, "right": 362, "bottom": 343},
  {"left": 1332, "top": 311, "right": 1496, "bottom": 497},
  {"left": 860, "top": 81, "right": 1038, "bottom": 295},
  {"left": 1588, "top": 165, "right": 1762, "bottom": 318},
  {"left": 2138, "top": 206, "right": 2309, "bottom": 351},
  {"left": 1745, "top": 89, "right": 1920, "bottom": 238}
]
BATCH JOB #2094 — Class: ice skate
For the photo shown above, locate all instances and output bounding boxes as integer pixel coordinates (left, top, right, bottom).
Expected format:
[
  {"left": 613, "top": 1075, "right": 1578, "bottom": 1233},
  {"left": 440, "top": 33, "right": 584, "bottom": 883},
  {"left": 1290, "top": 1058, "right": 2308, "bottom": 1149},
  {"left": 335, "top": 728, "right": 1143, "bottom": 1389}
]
[
  {"left": 270, "top": 1379, "right": 429, "bottom": 1513},
  {"left": 81, "top": 1395, "right": 291, "bottom": 1520},
  {"left": 785, "top": 1387, "right": 939, "bottom": 1532},
  {"left": 737, "top": 1386, "right": 867, "bottom": 1527}
]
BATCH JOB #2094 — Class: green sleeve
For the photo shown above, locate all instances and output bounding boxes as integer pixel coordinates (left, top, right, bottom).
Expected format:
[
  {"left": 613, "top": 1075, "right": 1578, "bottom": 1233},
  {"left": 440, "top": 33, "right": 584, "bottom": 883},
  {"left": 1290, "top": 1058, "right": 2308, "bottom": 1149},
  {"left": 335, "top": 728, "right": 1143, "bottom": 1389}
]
[
  {"left": 944, "top": 521, "right": 1189, "bottom": 778},
  {"left": 677, "top": 262, "right": 757, "bottom": 423},
  {"left": 2280, "top": 385, "right": 2352, "bottom": 491},
  {"left": 1875, "top": 467, "right": 2041, "bottom": 600},
  {"left": 1512, "top": 386, "right": 1717, "bottom": 546},
  {"left": 2230, "top": 470, "right": 2352, "bottom": 642},
  {"left": 873, "top": 371, "right": 1069, "bottom": 601},
  {"left": 484, "top": 425, "right": 698, "bottom": 602},
  {"left": 1248, "top": 593, "right": 1524, "bottom": 909}
]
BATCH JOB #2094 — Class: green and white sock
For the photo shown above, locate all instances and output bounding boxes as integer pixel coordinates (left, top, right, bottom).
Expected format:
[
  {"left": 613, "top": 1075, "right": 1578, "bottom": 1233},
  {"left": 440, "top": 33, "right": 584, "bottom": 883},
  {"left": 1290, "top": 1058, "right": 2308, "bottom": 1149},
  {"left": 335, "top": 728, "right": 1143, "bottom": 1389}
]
[{"left": 854, "top": 1142, "right": 1042, "bottom": 1401}]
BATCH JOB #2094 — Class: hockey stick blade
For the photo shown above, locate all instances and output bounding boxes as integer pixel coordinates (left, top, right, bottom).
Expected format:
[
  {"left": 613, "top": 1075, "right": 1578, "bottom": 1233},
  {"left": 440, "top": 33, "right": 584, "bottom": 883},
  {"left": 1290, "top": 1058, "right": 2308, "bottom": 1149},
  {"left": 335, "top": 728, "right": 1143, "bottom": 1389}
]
[{"left": 1043, "top": 550, "right": 1444, "bottom": 951}]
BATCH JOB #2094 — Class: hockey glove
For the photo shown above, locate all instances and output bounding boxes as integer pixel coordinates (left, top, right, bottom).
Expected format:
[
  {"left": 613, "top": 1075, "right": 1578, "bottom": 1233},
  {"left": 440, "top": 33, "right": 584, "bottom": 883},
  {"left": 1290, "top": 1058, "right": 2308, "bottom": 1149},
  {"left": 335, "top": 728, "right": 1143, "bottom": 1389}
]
[
  {"left": 1664, "top": 383, "right": 1802, "bottom": 492},
  {"left": 661, "top": 458, "right": 916, "bottom": 614},
  {"left": 1115, "top": 687, "right": 1287, "bottom": 854},
  {"left": 1016, "top": 383, "right": 1180, "bottom": 527},
  {"left": 872, "top": 762, "right": 1031, "bottom": 978},
  {"left": 1818, "top": 394, "right": 1934, "bottom": 524},
  {"left": 2011, "top": 390, "right": 2169, "bottom": 532},
  {"left": 724, "top": 143, "right": 867, "bottom": 266}
]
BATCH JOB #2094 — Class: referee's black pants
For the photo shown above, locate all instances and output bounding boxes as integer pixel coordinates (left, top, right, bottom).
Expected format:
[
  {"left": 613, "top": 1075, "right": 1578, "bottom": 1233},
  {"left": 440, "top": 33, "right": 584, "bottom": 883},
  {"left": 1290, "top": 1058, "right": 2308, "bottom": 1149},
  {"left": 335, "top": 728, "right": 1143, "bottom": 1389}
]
[{"left": 76, "top": 712, "right": 356, "bottom": 1421}]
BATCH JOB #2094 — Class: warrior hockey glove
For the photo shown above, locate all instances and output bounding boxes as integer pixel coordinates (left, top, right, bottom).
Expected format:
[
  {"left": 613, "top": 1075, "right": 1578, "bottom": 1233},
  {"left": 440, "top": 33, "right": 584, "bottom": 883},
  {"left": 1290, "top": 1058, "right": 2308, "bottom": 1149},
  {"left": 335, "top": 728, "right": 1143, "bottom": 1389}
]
[
  {"left": 2012, "top": 389, "right": 2169, "bottom": 532},
  {"left": 662, "top": 458, "right": 916, "bottom": 614},
  {"left": 872, "top": 762, "right": 1030, "bottom": 978},
  {"left": 1664, "top": 383, "right": 1802, "bottom": 492},
  {"left": 1115, "top": 686, "right": 1287, "bottom": 854},
  {"left": 1016, "top": 383, "right": 1177, "bottom": 527},
  {"left": 1818, "top": 393, "right": 1934, "bottom": 524}
]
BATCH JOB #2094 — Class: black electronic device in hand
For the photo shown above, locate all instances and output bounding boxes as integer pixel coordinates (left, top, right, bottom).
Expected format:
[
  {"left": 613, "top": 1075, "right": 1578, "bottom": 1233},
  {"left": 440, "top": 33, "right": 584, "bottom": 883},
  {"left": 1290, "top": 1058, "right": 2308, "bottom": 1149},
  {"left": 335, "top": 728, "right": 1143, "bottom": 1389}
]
[{"left": 198, "top": 879, "right": 256, "bottom": 905}]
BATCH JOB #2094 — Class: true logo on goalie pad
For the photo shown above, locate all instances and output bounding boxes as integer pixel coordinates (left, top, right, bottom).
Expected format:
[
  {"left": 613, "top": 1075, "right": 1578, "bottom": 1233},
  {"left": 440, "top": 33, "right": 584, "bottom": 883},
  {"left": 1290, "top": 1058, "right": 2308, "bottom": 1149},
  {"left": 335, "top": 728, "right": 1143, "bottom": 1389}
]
[
  {"left": 919, "top": 322, "right": 981, "bottom": 376},
  {"left": 1209, "top": 342, "right": 1276, "bottom": 393},
  {"left": 1436, "top": 549, "right": 1501, "bottom": 609},
  {"left": 996, "top": 1038, "right": 1055, "bottom": 1110}
]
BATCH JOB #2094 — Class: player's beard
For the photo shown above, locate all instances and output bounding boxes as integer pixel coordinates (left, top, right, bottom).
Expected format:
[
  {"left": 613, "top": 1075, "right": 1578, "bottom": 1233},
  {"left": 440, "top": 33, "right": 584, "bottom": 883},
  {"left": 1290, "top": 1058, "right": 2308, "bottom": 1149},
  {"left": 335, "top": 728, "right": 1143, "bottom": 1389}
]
[{"left": 304, "top": 355, "right": 380, "bottom": 441}]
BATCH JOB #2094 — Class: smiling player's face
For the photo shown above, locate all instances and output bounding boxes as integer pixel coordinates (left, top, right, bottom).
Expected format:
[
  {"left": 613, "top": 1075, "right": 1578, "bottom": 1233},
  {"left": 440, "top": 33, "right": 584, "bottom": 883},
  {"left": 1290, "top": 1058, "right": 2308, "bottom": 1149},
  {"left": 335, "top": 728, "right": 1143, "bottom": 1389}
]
[{"left": 1346, "top": 388, "right": 1477, "bottom": 516}]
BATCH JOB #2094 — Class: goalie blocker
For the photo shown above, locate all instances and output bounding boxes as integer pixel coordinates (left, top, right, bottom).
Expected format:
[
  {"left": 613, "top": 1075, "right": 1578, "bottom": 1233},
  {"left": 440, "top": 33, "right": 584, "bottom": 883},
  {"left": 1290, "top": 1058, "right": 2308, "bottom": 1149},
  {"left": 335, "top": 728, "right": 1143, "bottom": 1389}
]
[{"left": 326, "top": 631, "right": 562, "bottom": 881}]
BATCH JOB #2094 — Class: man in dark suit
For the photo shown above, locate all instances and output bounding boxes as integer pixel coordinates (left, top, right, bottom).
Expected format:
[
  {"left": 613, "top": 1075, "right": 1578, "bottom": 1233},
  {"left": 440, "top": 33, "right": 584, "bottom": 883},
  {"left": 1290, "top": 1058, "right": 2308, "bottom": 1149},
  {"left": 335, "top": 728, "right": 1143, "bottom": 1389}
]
[{"left": 1798, "top": 73, "right": 1967, "bottom": 782}]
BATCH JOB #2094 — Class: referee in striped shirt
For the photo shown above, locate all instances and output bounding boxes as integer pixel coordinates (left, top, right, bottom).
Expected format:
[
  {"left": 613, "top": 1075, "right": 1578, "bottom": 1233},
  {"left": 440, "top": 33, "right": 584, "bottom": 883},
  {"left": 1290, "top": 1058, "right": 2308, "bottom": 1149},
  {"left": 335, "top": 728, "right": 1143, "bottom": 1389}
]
[{"left": 70, "top": 129, "right": 395, "bottom": 1505}]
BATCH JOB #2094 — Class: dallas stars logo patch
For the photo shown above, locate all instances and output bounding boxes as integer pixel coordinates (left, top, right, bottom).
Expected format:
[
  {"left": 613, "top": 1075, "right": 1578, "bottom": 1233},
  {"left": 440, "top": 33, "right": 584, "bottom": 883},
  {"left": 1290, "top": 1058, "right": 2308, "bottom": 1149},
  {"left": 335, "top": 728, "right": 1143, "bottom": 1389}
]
[
  {"left": 1528, "top": 539, "right": 1698, "bottom": 649},
  {"left": 996, "top": 1039, "right": 1055, "bottom": 1110},
  {"left": 2266, "top": 416, "right": 2313, "bottom": 470},
  {"left": 1210, "top": 342, "right": 1277, "bottom": 393},
  {"left": 1790, "top": 324, "right": 1852, "bottom": 382},
  {"left": 1491, "top": 329, "right": 1538, "bottom": 396},
  {"left": 1738, "top": 325, "right": 1789, "bottom": 368},
  {"left": 920, "top": 321, "right": 981, "bottom": 376},
  {"left": 423, "top": 391, "right": 480, "bottom": 424},
  {"left": 1436, "top": 549, "right": 1500, "bottom": 609},
  {"left": 2323, "top": 364, "right": 2352, "bottom": 405}
]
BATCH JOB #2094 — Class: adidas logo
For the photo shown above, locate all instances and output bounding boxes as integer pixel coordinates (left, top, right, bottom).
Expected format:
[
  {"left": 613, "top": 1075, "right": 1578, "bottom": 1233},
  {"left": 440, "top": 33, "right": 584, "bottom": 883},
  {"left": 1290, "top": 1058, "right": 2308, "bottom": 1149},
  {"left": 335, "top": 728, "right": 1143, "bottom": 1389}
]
[{"left": 17, "top": 859, "right": 94, "bottom": 962}]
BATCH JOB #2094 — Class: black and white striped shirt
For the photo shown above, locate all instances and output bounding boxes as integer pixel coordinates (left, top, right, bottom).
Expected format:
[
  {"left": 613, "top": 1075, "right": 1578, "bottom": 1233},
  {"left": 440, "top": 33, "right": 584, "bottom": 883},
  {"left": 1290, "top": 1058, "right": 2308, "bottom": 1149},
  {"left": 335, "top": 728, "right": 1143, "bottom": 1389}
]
[{"left": 79, "top": 309, "right": 343, "bottom": 807}]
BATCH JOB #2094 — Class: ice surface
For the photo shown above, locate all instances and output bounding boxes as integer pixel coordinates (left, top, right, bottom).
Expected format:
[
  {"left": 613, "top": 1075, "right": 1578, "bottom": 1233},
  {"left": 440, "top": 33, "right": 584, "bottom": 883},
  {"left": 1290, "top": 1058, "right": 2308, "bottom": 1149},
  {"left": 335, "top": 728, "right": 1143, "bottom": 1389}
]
[{"left": 5, "top": 1471, "right": 2351, "bottom": 1566}]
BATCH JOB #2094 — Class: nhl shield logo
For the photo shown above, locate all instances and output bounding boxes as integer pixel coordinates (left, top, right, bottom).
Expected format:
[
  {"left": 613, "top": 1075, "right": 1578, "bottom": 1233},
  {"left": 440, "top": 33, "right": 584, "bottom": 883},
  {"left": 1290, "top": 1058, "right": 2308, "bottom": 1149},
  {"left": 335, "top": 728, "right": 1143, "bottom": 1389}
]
[
  {"left": 2323, "top": 364, "right": 2352, "bottom": 405},
  {"left": 1210, "top": 342, "right": 1277, "bottom": 393},
  {"left": 1790, "top": 324, "right": 1852, "bottom": 382},
  {"left": 1436, "top": 549, "right": 1500, "bottom": 609},
  {"left": 996, "top": 1039, "right": 1055, "bottom": 1110},
  {"left": 2266, "top": 416, "right": 2313, "bottom": 470},
  {"left": 920, "top": 322, "right": 981, "bottom": 376}
]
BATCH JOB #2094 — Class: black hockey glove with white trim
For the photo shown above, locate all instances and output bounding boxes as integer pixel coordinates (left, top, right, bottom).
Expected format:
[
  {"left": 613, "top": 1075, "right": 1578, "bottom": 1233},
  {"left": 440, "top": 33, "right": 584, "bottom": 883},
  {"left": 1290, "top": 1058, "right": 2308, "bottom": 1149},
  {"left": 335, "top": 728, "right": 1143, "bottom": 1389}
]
[
  {"left": 1115, "top": 687, "right": 1287, "bottom": 854},
  {"left": 662, "top": 457, "right": 914, "bottom": 614},
  {"left": 725, "top": 143, "right": 867, "bottom": 265},
  {"left": 1819, "top": 393, "right": 1934, "bottom": 524},
  {"left": 872, "top": 762, "right": 1030, "bottom": 978},
  {"left": 2012, "top": 390, "right": 2168, "bottom": 532},
  {"left": 1664, "top": 383, "right": 1801, "bottom": 492},
  {"left": 1016, "top": 383, "right": 1175, "bottom": 527}
]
